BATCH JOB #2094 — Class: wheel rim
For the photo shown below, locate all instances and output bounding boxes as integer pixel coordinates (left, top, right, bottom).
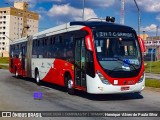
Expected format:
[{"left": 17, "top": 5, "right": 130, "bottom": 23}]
[
  {"left": 68, "top": 79, "right": 73, "bottom": 89},
  {"left": 36, "top": 74, "right": 40, "bottom": 83},
  {"left": 15, "top": 70, "right": 18, "bottom": 77}
]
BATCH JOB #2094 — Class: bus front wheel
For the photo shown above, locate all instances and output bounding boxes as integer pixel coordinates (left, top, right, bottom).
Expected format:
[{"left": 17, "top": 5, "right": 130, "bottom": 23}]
[
  {"left": 65, "top": 75, "right": 74, "bottom": 95},
  {"left": 15, "top": 68, "right": 19, "bottom": 78},
  {"left": 35, "top": 70, "right": 42, "bottom": 85}
]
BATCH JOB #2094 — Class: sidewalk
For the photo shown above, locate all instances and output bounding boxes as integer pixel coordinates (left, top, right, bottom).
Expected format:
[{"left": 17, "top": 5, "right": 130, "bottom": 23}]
[
  {"left": 145, "top": 73, "right": 160, "bottom": 80},
  {"left": 0, "top": 63, "right": 9, "bottom": 66}
]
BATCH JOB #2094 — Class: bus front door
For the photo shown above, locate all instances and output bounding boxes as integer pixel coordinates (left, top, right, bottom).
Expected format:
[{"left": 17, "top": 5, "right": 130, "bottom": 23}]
[{"left": 74, "top": 38, "right": 86, "bottom": 88}]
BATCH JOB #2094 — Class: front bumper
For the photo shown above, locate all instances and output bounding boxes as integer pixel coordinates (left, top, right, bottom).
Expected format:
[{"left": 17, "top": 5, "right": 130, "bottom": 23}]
[{"left": 86, "top": 74, "right": 145, "bottom": 94}]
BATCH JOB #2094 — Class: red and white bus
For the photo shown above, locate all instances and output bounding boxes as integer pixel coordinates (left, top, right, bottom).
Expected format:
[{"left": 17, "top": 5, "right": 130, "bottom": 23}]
[{"left": 9, "top": 17, "right": 145, "bottom": 94}]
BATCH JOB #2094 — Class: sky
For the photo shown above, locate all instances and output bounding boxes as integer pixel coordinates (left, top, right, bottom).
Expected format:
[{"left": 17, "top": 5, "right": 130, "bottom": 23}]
[{"left": 1, "top": 0, "right": 160, "bottom": 36}]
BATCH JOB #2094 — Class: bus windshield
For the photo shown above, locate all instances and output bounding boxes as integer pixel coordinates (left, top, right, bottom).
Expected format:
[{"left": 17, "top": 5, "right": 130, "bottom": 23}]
[{"left": 94, "top": 31, "right": 142, "bottom": 78}]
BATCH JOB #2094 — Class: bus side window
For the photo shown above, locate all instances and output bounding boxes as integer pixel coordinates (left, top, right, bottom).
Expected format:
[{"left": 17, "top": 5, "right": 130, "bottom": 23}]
[
  {"left": 53, "top": 37, "right": 55, "bottom": 44},
  {"left": 37, "top": 40, "right": 40, "bottom": 47},
  {"left": 59, "top": 36, "right": 63, "bottom": 43}
]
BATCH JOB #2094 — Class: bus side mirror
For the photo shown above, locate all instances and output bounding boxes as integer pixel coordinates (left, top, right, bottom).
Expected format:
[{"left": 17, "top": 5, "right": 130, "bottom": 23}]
[
  {"left": 138, "top": 36, "right": 146, "bottom": 53},
  {"left": 85, "top": 35, "right": 93, "bottom": 51}
]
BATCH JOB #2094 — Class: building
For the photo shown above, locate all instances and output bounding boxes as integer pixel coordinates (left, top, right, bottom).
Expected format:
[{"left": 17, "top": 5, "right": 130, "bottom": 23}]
[
  {"left": 139, "top": 33, "right": 148, "bottom": 40},
  {"left": 0, "top": 1, "right": 39, "bottom": 57},
  {"left": 144, "top": 36, "right": 160, "bottom": 61}
]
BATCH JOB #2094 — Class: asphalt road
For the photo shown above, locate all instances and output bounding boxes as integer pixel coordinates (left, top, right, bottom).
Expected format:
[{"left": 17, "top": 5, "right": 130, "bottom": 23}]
[
  {"left": 0, "top": 69, "right": 160, "bottom": 120},
  {"left": 145, "top": 73, "right": 160, "bottom": 80}
]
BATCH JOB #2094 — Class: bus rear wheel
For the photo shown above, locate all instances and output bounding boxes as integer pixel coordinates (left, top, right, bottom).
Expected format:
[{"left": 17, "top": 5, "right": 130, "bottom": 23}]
[
  {"left": 65, "top": 75, "right": 74, "bottom": 95},
  {"left": 15, "top": 68, "right": 19, "bottom": 78},
  {"left": 35, "top": 70, "right": 42, "bottom": 85}
]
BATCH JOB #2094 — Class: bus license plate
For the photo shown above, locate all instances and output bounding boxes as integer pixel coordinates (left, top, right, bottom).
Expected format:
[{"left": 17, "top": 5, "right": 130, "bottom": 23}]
[{"left": 121, "top": 86, "right": 130, "bottom": 91}]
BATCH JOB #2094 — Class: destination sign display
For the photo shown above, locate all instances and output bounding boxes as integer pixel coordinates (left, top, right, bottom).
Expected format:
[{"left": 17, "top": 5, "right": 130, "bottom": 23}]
[{"left": 95, "top": 32, "right": 134, "bottom": 38}]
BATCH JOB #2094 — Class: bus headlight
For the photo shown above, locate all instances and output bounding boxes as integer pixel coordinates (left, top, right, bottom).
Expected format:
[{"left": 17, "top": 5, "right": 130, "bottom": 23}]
[
  {"left": 138, "top": 73, "right": 144, "bottom": 83},
  {"left": 97, "top": 71, "right": 111, "bottom": 85}
]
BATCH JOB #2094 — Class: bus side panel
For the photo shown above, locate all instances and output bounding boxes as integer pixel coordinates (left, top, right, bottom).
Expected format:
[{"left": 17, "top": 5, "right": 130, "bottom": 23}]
[
  {"left": 42, "top": 59, "right": 74, "bottom": 86},
  {"left": 14, "top": 58, "right": 28, "bottom": 77},
  {"left": 13, "top": 58, "right": 21, "bottom": 75},
  {"left": 31, "top": 58, "right": 55, "bottom": 81},
  {"left": 32, "top": 58, "right": 74, "bottom": 86},
  {"left": 9, "top": 57, "right": 14, "bottom": 74},
  {"left": 9, "top": 40, "right": 28, "bottom": 77}
]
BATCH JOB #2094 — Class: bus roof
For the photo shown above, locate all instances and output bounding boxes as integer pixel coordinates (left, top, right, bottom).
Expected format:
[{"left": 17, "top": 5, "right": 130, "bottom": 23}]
[
  {"left": 10, "top": 21, "right": 135, "bottom": 45},
  {"left": 32, "top": 22, "right": 84, "bottom": 39},
  {"left": 70, "top": 21, "right": 134, "bottom": 31},
  {"left": 10, "top": 36, "right": 28, "bottom": 45},
  {"left": 10, "top": 23, "right": 84, "bottom": 44}
]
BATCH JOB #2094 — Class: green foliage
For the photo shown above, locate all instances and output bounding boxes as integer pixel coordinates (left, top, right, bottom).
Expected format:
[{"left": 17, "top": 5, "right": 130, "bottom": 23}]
[
  {"left": 0, "top": 65, "right": 9, "bottom": 70},
  {"left": 0, "top": 57, "right": 9, "bottom": 64},
  {"left": 145, "top": 61, "right": 160, "bottom": 74},
  {"left": 145, "top": 78, "right": 160, "bottom": 88}
]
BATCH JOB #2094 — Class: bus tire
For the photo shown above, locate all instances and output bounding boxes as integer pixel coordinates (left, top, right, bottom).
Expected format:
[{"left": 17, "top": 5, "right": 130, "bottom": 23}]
[
  {"left": 35, "top": 70, "right": 42, "bottom": 85},
  {"left": 15, "top": 67, "right": 19, "bottom": 78},
  {"left": 65, "top": 75, "right": 74, "bottom": 95}
]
